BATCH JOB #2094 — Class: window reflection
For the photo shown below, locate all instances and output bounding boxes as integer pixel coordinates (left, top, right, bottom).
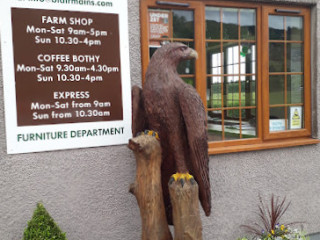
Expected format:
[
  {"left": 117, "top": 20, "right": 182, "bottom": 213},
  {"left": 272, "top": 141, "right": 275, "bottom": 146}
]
[
  {"left": 206, "top": 42, "right": 221, "bottom": 75},
  {"left": 224, "top": 76, "right": 239, "bottom": 108},
  {"left": 207, "top": 110, "right": 223, "bottom": 141},
  {"left": 223, "top": 8, "right": 238, "bottom": 39},
  {"left": 210, "top": 52, "right": 222, "bottom": 75},
  {"left": 223, "top": 43, "right": 239, "bottom": 75},
  {"left": 240, "top": 9, "right": 256, "bottom": 40},
  {"left": 286, "top": 16, "right": 303, "bottom": 41},
  {"left": 287, "top": 75, "right": 303, "bottom": 104},
  {"left": 206, "top": 7, "right": 257, "bottom": 141},
  {"left": 206, "top": 42, "right": 257, "bottom": 140},
  {"left": 242, "top": 108, "right": 257, "bottom": 138},
  {"left": 221, "top": 44, "right": 256, "bottom": 75},
  {"left": 287, "top": 43, "right": 303, "bottom": 73},
  {"left": 206, "top": 7, "right": 221, "bottom": 39},
  {"left": 269, "top": 43, "right": 285, "bottom": 72},
  {"left": 240, "top": 44, "right": 256, "bottom": 74},
  {"left": 241, "top": 76, "right": 256, "bottom": 107},
  {"left": 207, "top": 77, "right": 222, "bottom": 108},
  {"left": 224, "top": 109, "right": 240, "bottom": 140},
  {"left": 172, "top": 10, "right": 194, "bottom": 39},
  {"left": 269, "top": 75, "right": 285, "bottom": 105},
  {"left": 269, "top": 15, "right": 284, "bottom": 40},
  {"left": 148, "top": 9, "right": 195, "bottom": 85}
]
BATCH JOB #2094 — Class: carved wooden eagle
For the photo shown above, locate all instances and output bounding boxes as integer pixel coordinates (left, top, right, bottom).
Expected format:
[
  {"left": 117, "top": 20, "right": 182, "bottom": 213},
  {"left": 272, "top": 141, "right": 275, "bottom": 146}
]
[{"left": 132, "top": 43, "right": 211, "bottom": 223}]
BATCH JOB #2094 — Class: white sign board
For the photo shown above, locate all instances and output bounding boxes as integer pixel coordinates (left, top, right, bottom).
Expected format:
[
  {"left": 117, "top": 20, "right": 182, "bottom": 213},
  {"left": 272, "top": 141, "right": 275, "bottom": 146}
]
[
  {"left": 269, "top": 119, "right": 286, "bottom": 132},
  {"left": 0, "top": 0, "right": 132, "bottom": 154},
  {"left": 289, "top": 106, "right": 302, "bottom": 130}
]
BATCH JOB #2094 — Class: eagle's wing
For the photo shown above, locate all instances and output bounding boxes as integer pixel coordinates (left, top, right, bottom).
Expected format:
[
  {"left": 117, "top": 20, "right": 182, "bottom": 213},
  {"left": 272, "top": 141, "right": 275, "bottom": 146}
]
[
  {"left": 178, "top": 84, "right": 211, "bottom": 216},
  {"left": 132, "top": 86, "right": 148, "bottom": 136}
]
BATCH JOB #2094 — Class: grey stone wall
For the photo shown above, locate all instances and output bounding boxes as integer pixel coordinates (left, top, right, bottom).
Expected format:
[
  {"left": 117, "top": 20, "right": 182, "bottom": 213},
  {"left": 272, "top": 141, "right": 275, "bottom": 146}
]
[{"left": 0, "top": 0, "right": 319, "bottom": 240}]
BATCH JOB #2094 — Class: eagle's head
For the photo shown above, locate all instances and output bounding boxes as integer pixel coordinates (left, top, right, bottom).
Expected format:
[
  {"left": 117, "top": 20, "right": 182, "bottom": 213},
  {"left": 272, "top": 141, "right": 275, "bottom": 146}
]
[{"left": 150, "top": 42, "right": 198, "bottom": 67}]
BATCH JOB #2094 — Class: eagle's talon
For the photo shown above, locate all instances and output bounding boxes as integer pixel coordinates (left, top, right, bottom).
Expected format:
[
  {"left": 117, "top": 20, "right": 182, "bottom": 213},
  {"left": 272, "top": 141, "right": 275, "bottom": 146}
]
[
  {"left": 190, "top": 178, "right": 196, "bottom": 185},
  {"left": 136, "top": 130, "right": 160, "bottom": 140},
  {"left": 169, "top": 173, "right": 195, "bottom": 186},
  {"left": 169, "top": 177, "right": 175, "bottom": 185},
  {"left": 180, "top": 178, "right": 185, "bottom": 187}
]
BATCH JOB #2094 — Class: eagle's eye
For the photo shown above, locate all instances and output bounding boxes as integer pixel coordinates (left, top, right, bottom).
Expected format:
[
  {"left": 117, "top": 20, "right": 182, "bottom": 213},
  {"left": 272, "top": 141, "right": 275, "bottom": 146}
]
[{"left": 179, "top": 46, "right": 188, "bottom": 52}]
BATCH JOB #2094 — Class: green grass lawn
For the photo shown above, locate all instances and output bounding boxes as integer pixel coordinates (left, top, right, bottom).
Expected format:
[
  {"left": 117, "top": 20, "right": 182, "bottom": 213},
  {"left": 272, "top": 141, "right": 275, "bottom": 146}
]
[{"left": 208, "top": 92, "right": 256, "bottom": 108}]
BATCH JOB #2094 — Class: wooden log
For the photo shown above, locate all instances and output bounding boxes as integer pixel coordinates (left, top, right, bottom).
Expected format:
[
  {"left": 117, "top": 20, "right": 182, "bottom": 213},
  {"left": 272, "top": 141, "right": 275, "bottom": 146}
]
[
  {"left": 169, "top": 179, "right": 203, "bottom": 240},
  {"left": 128, "top": 134, "right": 173, "bottom": 240},
  {"left": 131, "top": 86, "right": 148, "bottom": 136}
]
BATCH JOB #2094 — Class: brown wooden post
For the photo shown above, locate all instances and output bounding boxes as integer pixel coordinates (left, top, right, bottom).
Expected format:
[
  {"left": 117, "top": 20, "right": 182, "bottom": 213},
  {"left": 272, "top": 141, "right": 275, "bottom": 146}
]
[
  {"left": 128, "top": 134, "right": 173, "bottom": 240},
  {"left": 169, "top": 180, "right": 203, "bottom": 240}
]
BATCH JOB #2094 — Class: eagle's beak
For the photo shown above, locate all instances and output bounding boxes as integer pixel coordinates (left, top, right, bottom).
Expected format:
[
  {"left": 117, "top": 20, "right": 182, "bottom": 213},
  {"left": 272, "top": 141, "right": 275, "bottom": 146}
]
[{"left": 188, "top": 49, "right": 198, "bottom": 59}]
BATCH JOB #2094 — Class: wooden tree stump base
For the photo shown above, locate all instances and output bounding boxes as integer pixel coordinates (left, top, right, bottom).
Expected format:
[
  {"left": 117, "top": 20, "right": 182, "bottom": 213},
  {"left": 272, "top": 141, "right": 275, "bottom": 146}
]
[
  {"left": 169, "top": 180, "right": 203, "bottom": 240},
  {"left": 129, "top": 134, "right": 203, "bottom": 240},
  {"left": 128, "top": 134, "right": 173, "bottom": 240}
]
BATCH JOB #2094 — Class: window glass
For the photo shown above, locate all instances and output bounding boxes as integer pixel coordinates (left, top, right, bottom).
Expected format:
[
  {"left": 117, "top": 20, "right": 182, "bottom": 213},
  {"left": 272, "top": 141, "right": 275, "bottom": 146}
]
[
  {"left": 207, "top": 76, "right": 222, "bottom": 108},
  {"left": 206, "top": 7, "right": 221, "bottom": 39},
  {"left": 242, "top": 108, "right": 257, "bottom": 139},
  {"left": 224, "top": 76, "right": 239, "bottom": 108},
  {"left": 269, "top": 75, "right": 285, "bottom": 105},
  {"left": 287, "top": 75, "right": 303, "bottom": 104},
  {"left": 182, "top": 77, "right": 195, "bottom": 87},
  {"left": 148, "top": 9, "right": 195, "bottom": 85},
  {"left": 224, "top": 109, "right": 240, "bottom": 140},
  {"left": 172, "top": 10, "right": 194, "bottom": 39},
  {"left": 240, "top": 76, "right": 256, "bottom": 107},
  {"left": 206, "top": 42, "right": 221, "bottom": 75},
  {"left": 269, "top": 15, "right": 284, "bottom": 40},
  {"left": 269, "top": 43, "right": 285, "bottom": 72},
  {"left": 206, "top": 7, "right": 257, "bottom": 141},
  {"left": 240, "top": 43, "right": 256, "bottom": 74},
  {"left": 240, "top": 9, "right": 256, "bottom": 40},
  {"left": 269, "top": 107, "right": 286, "bottom": 132},
  {"left": 268, "top": 14, "right": 305, "bottom": 132},
  {"left": 143, "top": 2, "right": 310, "bottom": 151},
  {"left": 286, "top": 16, "right": 303, "bottom": 41},
  {"left": 207, "top": 110, "right": 223, "bottom": 141},
  {"left": 223, "top": 8, "right": 238, "bottom": 39},
  {"left": 287, "top": 43, "right": 303, "bottom": 73},
  {"left": 223, "top": 42, "right": 239, "bottom": 75}
]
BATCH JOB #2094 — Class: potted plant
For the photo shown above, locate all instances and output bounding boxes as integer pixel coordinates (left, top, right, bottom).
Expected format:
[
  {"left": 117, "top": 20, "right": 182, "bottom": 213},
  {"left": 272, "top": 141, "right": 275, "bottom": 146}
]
[{"left": 237, "top": 195, "right": 309, "bottom": 240}]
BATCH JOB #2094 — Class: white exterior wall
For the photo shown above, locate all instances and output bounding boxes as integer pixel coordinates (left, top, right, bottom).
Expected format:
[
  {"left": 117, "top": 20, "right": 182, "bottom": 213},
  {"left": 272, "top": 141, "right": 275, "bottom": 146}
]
[{"left": 0, "top": 0, "right": 319, "bottom": 239}]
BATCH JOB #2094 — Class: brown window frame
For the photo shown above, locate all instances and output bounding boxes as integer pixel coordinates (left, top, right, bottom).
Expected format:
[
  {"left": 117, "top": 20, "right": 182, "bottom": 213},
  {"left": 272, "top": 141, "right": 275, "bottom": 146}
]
[
  {"left": 262, "top": 5, "right": 311, "bottom": 140},
  {"left": 140, "top": 0, "right": 319, "bottom": 155}
]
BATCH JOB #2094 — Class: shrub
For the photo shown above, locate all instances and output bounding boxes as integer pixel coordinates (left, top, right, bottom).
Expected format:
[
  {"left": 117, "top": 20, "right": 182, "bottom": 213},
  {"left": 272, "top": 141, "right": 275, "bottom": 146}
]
[
  {"left": 23, "top": 203, "right": 67, "bottom": 240},
  {"left": 237, "top": 194, "right": 309, "bottom": 240}
]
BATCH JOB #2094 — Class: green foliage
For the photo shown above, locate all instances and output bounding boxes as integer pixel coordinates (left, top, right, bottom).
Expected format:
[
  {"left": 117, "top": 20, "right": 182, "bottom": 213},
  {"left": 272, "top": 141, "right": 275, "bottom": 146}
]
[{"left": 23, "top": 203, "right": 67, "bottom": 240}]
